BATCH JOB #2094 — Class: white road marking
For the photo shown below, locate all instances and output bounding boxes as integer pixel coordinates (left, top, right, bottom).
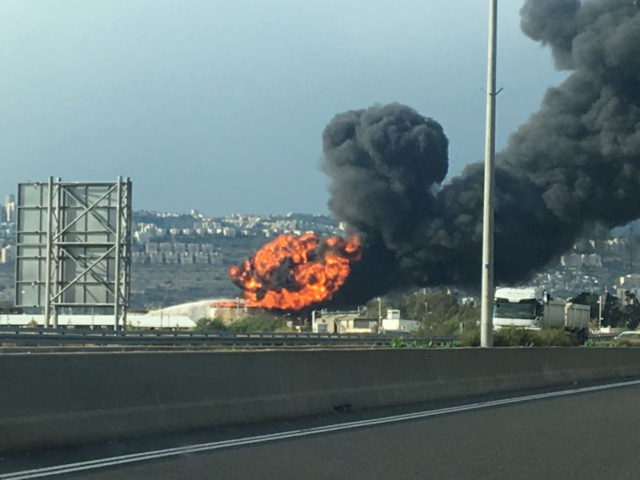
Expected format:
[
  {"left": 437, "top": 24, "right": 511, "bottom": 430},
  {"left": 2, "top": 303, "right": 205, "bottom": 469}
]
[{"left": 3, "top": 378, "right": 640, "bottom": 479}]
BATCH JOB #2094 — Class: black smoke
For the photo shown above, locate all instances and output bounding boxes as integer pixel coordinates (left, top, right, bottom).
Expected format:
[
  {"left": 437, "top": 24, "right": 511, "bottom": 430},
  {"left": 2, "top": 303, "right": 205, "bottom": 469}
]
[{"left": 322, "top": 0, "right": 640, "bottom": 305}]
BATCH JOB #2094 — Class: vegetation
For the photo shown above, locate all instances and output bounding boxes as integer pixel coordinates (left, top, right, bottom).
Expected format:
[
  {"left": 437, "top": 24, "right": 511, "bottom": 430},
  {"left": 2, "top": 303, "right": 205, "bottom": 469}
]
[
  {"left": 494, "top": 327, "right": 580, "bottom": 347},
  {"left": 195, "top": 313, "right": 289, "bottom": 333},
  {"left": 227, "top": 315, "right": 288, "bottom": 333},
  {"left": 571, "top": 290, "right": 640, "bottom": 330},
  {"left": 389, "top": 337, "right": 461, "bottom": 348},
  {"left": 389, "top": 326, "right": 580, "bottom": 348},
  {"left": 194, "top": 317, "right": 228, "bottom": 331},
  {"left": 464, "top": 326, "right": 582, "bottom": 347},
  {"left": 365, "top": 289, "right": 480, "bottom": 335},
  {"left": 200, "top": 285, "right": 639, "bottom": 345}
]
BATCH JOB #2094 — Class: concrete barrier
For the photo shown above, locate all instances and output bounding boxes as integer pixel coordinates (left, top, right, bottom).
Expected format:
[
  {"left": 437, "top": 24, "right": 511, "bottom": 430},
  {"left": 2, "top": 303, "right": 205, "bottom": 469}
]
[{"left": 2, "top": 348, "right": 640, "bottom": 453}]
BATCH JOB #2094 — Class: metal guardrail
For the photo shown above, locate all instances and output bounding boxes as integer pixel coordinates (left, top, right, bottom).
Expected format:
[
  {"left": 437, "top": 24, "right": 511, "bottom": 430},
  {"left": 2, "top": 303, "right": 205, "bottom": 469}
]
[
  {"left": 0, "top": 327, "right": 457, "bottom": 348},
  {"left": 589, "top": 333, "right": 618, "bottom": 341}
]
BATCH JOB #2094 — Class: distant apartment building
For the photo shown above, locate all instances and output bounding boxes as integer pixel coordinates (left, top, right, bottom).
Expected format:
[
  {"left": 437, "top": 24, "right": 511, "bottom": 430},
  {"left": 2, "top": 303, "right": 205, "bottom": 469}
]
[
  {"left": 2, "top": 194, "right": 15, "bottom": 224},
  {"left": 0, "top": 245, "right": 15, "bottom": 264},
  {"left": 134, "top": 241, "right": 221, "bottom": 264},
  {"left": 605, "top": 237, "right": 627, "bottom": 255},
  {"left": 133, "top": 223, "right": 165, "bottom": 243},
  {"left": 619, "top": 274, "right": 640, "bottom": 288},
  {"left": 560, "top": 253, "right": 603, "bottom": 268},
  {"left": 617, "top": 274, "right": 640, "bottom": 300},
  {"left": 221, "top": 227, "right": 237, "bottom": 237}
]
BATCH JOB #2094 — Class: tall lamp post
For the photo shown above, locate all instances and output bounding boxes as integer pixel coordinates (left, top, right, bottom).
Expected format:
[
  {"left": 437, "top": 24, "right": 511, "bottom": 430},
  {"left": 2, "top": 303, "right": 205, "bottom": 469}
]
[{"left": 480, "top": 0, "right": 498, "bottom": 347}]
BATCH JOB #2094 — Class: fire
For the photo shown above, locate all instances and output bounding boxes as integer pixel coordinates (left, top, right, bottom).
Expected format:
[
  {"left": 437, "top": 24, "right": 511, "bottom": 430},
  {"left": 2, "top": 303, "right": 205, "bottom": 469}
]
[{"left": 229, "top": 232, "right": 361, "bottom": 310}]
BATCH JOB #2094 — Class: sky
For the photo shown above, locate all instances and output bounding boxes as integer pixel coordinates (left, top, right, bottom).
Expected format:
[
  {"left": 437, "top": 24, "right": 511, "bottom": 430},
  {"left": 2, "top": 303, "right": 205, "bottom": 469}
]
[{"left": 0, "top": 0, "right": 566, "bottom": 217}]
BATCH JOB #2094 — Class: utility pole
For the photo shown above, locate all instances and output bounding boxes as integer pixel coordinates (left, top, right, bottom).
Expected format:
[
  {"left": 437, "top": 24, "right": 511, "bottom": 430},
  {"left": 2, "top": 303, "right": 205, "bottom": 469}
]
[
  {"left": 481, "top": 0, "right": 498, "bottom": 347},
  {"left": 629, "top": 223, "right": 634, "bottom": 272},
  {"left": 598, "top": 294, "right": 604, "bottom": 330},
  {"left": 236, "top": 297, "right": 240, "bottom": 322}
]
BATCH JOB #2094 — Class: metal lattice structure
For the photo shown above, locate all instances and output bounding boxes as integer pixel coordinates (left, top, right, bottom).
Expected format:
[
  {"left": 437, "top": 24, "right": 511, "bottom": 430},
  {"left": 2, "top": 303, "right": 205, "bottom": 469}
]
[{"left": 15, "top": 177, "right": 132, "bottom": 329}]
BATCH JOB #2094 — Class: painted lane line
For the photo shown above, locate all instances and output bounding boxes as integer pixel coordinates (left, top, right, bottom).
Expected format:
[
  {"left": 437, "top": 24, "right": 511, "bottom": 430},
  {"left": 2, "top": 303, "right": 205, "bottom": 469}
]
[{"left": 3, "top": 378, "right": 640, "bottom": 480}]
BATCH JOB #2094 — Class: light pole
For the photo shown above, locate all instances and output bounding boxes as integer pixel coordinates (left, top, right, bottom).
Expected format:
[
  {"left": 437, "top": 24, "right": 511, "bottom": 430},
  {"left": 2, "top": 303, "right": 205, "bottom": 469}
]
[
  {"left": 480, "top": 0, "right": 498, "bottom": 347},
  {"left": 598, "top": 294, "right": 604, "bottom": 330}
]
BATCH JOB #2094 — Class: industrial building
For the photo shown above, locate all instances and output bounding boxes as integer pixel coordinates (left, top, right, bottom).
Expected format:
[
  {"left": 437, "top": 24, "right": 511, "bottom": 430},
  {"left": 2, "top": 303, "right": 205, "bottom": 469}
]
[
  {"left": 380, "top": 309, "right": 420, "bottom": 334},
  {"left": 312, "top": 308, "right": 419, "bottom": 334},
  {"left": 209, "top": 300, "right": 264, "bottom": 325},
  {"left": 0, "top": 312, "right": 195, "bottom": 329}
]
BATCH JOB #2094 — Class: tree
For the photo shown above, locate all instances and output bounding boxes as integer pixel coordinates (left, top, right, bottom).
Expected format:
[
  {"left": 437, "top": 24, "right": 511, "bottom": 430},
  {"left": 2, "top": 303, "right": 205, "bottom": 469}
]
[
  {"left": 602, "top": 293, "right": 623, "bottom": 328},
  {"left": 364, "top": 297, "right": 395, "bottom": 321},
  {"left": 370, "top": 289, "right": 479, "bottom": 335},
  {"left": 569, "top": 292, "right": 600, "bottom": 321},
  {"left": 620, "top": 291, "right": 640, "bottom": 330},
  {"left": 228, "top": 314, "right": 287, "bottom": 333},
  {"left": 194, "top": 317, "right": 227, "bottom": 331}
]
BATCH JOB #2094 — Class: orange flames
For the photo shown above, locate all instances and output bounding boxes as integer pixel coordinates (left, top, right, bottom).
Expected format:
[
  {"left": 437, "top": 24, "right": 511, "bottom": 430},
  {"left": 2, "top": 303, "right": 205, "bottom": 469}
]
[{"left": 229, "top": 232, "right": 361, "bottom": 310}]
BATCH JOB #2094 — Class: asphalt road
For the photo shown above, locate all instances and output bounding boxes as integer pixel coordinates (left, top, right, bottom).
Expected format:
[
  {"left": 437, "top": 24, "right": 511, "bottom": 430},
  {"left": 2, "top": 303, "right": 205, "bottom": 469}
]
[{"left": 2, "top": 381, "right": 639, "bottom": 479}]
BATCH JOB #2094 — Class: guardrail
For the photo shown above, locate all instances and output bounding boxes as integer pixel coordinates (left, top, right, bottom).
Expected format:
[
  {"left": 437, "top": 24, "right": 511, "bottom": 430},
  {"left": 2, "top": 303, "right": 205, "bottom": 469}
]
[
  {"left": 589, "top": 333, "right": 618, "bottom": 341},
  {"left": 0, "top": 327, "right": 456, "bottom": 348}
]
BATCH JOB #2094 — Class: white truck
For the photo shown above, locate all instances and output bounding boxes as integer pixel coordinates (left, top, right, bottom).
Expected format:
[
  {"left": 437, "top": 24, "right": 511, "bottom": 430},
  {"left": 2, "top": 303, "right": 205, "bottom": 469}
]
[{"left": 493, "top": 287, "right": 590, "bottom": 343}]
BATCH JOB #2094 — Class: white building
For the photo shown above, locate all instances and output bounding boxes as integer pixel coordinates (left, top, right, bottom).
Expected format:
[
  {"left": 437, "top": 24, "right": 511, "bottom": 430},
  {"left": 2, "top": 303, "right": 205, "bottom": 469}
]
[
  {"left": 0, "top": 245, "right": 14, "bottom": 264},
  {"left": 312, "top": 310, "right": 377, "bottom": 334},
  {"left": 560, "top": 253, "right": 602, "bottom": 268},
  {"left": 381, "top": 309, "right": 419, "bottom": 333},
  {"left": 312, "top": 308, "right": 419, "bottom": 334},
  {"left": 3, "top": 194, "right": 15, "bottom": 223}
]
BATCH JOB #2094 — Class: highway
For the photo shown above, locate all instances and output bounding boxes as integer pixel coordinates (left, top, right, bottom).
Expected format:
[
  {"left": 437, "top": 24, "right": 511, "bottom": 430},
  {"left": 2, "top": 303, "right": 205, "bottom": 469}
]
[{"left": 2, "top": 380, "right": 638, "bottom": 479}]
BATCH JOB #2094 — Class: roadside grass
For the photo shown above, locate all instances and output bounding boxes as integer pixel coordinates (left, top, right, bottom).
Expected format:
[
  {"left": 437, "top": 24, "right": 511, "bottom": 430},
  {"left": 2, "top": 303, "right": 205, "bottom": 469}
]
[{"left": 391, "top": 327, "right": 582, "bottom": 348}]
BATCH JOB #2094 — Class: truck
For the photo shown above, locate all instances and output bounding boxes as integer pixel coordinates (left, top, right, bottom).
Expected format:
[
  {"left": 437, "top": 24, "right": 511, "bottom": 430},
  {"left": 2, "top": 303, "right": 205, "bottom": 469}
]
[{"left": 493, "top": 287, "right": 590, "bottom": 343}]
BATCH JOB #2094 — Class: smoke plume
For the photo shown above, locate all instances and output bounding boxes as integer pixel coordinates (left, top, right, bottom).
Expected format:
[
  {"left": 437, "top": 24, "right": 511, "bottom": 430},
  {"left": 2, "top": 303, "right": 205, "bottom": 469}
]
[{"left": 322, "top": 0, "right": 640, "bottom": 304}]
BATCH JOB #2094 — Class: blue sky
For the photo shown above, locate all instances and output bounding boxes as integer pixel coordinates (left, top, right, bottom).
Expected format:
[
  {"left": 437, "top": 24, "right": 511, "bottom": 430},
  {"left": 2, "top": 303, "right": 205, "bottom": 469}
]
[{"left": 0, "top": 0, "right": 566, "bottom": 216}]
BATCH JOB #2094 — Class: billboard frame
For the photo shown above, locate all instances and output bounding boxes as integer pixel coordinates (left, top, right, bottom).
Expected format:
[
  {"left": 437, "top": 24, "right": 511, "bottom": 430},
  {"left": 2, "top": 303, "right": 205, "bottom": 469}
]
[{"left": 15, "top": 177, "right": 132, "bottom": 329}]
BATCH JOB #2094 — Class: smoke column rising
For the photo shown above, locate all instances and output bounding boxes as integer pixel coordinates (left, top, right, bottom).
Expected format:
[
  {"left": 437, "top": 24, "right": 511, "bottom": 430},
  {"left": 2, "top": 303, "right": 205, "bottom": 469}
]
[{"left": 322, "top": 0, "right": 640, "bottom": 305}]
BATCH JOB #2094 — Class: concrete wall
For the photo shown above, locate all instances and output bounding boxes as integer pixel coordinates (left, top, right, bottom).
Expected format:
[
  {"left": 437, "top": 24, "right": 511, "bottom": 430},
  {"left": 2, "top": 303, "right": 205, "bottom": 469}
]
[{"left": 2, "top": 348, "right": 640, "bottom": 453}]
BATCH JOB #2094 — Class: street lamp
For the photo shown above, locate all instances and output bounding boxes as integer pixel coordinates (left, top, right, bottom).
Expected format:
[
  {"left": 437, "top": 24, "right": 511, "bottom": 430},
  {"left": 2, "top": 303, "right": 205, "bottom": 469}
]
[{"left": 480, "top": 0, "right": 498, "bottom": 347}]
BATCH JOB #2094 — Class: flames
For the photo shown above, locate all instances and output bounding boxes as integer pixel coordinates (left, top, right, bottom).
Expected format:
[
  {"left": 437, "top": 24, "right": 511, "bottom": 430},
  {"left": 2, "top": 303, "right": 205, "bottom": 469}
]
[{"left": 229, "top": 232, "right": 362, "bottom": 310}]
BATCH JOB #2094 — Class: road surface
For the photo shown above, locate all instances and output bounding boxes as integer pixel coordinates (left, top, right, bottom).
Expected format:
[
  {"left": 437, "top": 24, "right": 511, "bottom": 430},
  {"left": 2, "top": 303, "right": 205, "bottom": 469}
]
[{"left": 2, "top": 380, "right": 639, "bottom": 479}]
